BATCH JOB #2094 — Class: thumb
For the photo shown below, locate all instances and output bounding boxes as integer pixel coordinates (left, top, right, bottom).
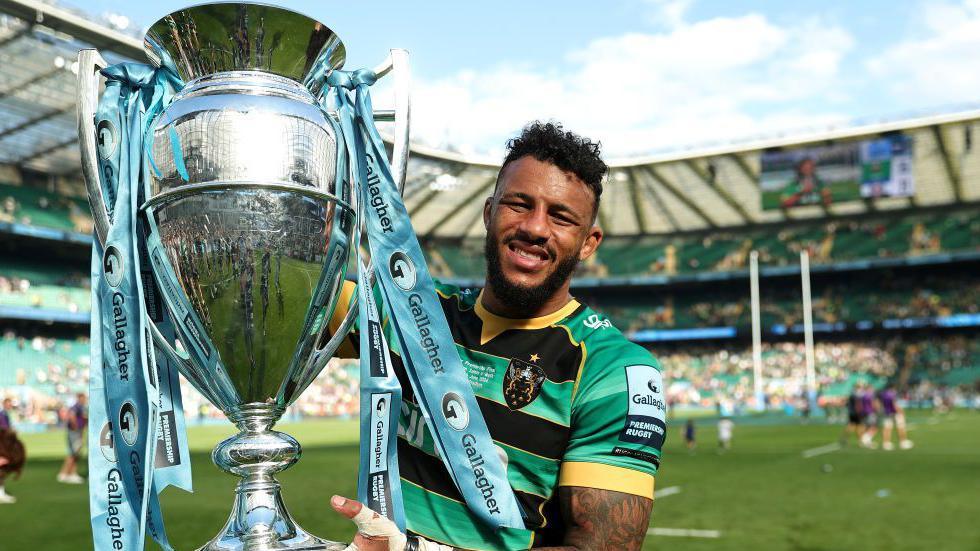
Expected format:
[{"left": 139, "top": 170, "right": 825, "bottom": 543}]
[{"left": 331, "top": 495, "right": 365, "bottom": 520}]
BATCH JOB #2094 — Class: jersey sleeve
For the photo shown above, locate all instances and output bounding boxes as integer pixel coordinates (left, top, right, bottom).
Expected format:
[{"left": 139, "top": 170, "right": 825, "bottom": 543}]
[{"left": 559, "top": 344, "right": 666, "bottom": 500}]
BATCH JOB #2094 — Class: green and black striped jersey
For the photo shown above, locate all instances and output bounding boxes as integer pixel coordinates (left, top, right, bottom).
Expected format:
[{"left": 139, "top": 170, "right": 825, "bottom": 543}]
[{"left": 332, "top": 280, "right": 666, "bottom": 550}]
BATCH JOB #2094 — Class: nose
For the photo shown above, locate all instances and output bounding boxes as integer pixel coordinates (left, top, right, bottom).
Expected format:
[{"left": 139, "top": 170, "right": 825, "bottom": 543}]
[{"left": 516, "top": 205, "right": 550, "bottom": 243}]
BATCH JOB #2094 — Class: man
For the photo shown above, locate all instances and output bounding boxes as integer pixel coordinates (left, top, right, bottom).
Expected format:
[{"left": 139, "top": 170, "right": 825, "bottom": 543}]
[
  {"left": 877, "top": 384, "right": 913, "bottom": 451},
  {"left": 57, "top": 392, "right": 87, "bottom": 484},
  {"left": 858, "top": 383, "right": 878, "bottom": 449},
  {"left": 779, "top": 157, "right": 831, "bottom": 208},
  {"left": 840, "top": 386, "right": 864, "bottom": 447},
  {"left": 329, "top": 122, "right": 665, "bottom": 550}
]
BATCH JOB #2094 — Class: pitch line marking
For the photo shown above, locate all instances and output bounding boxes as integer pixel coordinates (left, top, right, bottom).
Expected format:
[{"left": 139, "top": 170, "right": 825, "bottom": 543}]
[
  {"left": 802, "top": 442, "right": 841, "bottom": 458},
  {"left": 648, "top": 528, "right": 721, "bottom": 538},
  {"left": 654, "top": 486, "right": 682, "bottom": 499}
]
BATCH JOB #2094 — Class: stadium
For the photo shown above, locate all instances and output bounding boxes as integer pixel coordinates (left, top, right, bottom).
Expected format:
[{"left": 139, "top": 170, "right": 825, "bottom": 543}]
[{"left": 0, "top": 0, "right": 977, "bottom": 550}]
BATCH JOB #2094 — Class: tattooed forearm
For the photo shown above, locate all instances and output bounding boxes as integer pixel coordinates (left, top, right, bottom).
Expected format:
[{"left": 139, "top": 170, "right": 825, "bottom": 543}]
[
  {"left": 450, "top": 486, "right": 652, "bottom": 551},
  {"left": 541, "top": 486, "right": 653, "bottom": 551}
]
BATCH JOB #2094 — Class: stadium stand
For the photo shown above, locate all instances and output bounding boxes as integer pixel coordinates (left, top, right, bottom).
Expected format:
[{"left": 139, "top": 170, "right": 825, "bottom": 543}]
[
  {"left": 0, "top": 181, "right": 92, "bottom": 234},
  {"left": 582, "top": 269, "right": 980, "bottom": 332},
  {"left": 424, "top": 204, "right": 980, "bottom": 279}
]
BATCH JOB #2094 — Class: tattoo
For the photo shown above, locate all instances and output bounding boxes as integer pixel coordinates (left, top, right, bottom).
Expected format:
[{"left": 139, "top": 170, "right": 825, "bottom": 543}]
[
  {"left": 547, "top": 486, "right": 653, "bottom": 551},
  {"left": 448, "top": 487, "right": 652, "bottom": 551}
]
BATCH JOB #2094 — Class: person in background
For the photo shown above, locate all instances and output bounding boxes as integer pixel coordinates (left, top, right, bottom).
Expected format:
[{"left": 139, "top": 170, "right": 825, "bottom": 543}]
[
  {"left": 0, "top": 397, "right": 25, "bottom": 503},
  {"left": 0, "top": 397, "right": 11, "bottom": 432},
  {"left": 859, "top": 383, "right": 879, "bottom": 449},
  {"left": 877, "top": 384, "right": 914, "bottom": 450},
  {"left": 57, "top": 393, "right": 87, "bottom": 484},
  {"left": 840, "top": 386, "right": 865, "bottom": 447},
  {"left": 717, "top": 417, "right": 734, "bottom": 452},
  {"left": 685, "top": 418, "right": 696, "bottom": 452}
]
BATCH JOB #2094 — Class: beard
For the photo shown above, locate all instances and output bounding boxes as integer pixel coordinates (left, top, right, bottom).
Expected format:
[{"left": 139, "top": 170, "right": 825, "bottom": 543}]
[{"left": 484, "top": 231, "right": 581, "bottom": 315}]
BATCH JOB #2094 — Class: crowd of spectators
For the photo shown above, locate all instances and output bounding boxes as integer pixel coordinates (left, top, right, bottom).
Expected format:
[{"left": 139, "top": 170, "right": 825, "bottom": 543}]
[
  {"left": 0, "top": 273, "right": 88, "bottom": 313},
  {"left": 657, "top": 335, "right": 980, "bottom": 412},
  {"left": 0, "top": 185, "right": 93, "bottom": 234},
  {"left": 178, "top": 358, "right": 361, "bottom": 422}
]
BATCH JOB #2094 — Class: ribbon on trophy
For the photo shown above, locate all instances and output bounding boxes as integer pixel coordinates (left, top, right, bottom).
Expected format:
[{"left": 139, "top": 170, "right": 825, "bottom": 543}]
[
  {"left": 87, "top": 63, "right": 192, "bottom": 551},
  {"left": 315, "top": 68, "right": 527, "bottom": 531}
]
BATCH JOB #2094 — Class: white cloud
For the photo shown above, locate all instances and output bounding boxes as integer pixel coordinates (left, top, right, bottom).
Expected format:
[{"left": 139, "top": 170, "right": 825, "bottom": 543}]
[
  {"left": 867, "top": 0, "right": 980, "bottom": 105},
  {"left": 644, "top": 0, "right": 693, "bottom": 28},
  {"left": 405, "top": 11, "right": 854, "bottom": 158}
]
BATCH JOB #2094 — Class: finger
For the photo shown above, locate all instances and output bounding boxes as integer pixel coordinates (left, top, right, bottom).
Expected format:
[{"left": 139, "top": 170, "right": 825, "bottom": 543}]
[{"left": 331, "top": 495, "right": 365, "bottom": 520}]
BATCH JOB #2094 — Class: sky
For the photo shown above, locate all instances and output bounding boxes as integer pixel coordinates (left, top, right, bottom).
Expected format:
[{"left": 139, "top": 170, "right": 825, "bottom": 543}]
[{"left": 64, "top": 0, "right": 980, "bottom": 159}]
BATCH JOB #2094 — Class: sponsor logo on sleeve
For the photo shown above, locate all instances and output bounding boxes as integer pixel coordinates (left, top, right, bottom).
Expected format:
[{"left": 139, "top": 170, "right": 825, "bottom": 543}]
[
  {"left": 619, "top": 365, "right": 667, "bottom": 450},
  {"left": 583, "top": 314, "right": 612, "bottom": 329},
  {"left": 611, "top": 446, "right": 661, "bottom": 467}
]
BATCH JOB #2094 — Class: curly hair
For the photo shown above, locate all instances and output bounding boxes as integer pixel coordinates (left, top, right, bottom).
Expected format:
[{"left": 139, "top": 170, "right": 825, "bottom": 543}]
[
  {"left": 0, "top": 429, "right": 25, "bottom": 479},
  {"left": 500, "top": 121, "right": 607, "bottom": 218}
]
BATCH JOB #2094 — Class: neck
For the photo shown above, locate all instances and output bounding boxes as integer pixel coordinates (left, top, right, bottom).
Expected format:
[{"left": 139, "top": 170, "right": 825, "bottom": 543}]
[{"left": 480, "top": 280, "right": 574, "bottom": 319}]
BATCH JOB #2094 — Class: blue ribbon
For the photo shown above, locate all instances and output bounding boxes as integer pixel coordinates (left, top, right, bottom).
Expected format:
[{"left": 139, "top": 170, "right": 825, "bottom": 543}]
[
  {"left": 88, "top": 62, "right": 189, "bottom": 551},
  {"left": 319, "top": 69, "right": 527, "bottom": 531}
]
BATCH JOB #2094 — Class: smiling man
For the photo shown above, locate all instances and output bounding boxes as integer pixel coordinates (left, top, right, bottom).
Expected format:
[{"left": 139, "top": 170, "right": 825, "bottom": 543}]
[{"left": 331, "top": 122, "right": 666, "bottom": 550}]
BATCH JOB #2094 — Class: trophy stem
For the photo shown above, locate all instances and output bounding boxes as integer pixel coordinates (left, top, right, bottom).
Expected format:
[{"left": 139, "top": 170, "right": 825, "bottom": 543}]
[{"left": 200, "top": 403, "right": 344, "bottom": 551}]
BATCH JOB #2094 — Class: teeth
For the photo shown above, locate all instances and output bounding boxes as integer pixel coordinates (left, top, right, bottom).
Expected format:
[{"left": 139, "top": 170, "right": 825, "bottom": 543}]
[{"left": 515, "top": 248, "right": 543, "bottom": 261}]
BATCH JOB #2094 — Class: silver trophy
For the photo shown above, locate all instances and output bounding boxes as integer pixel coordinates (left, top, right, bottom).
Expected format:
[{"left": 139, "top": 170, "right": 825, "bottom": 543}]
[{"left": 77, "top": 3, "right": 410, "bottom": 549}]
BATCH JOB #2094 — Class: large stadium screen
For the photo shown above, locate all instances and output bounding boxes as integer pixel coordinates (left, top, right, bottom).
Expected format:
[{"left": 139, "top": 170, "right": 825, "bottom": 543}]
[{"left": 759, "top": 134, "right": 914, "bottom": 210}]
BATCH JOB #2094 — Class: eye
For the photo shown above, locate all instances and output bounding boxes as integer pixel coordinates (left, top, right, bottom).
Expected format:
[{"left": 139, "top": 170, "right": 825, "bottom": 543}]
[
  {"left": 550, "top": 212, "right": 575, "bottom": 226},
  {"left": 503, "top": 200, "right": 530, "bottom": 212}
]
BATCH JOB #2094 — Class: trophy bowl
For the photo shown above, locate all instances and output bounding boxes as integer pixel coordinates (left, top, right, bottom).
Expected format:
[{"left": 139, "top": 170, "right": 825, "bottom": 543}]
[{"left": 141, "top": 4, "right": 354, "bottom": 550}]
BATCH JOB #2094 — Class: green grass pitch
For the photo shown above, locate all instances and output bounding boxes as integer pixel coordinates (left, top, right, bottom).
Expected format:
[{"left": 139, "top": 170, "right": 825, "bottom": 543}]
[{"left": 2, "top": 411, "right": 978, "bottom": 550}]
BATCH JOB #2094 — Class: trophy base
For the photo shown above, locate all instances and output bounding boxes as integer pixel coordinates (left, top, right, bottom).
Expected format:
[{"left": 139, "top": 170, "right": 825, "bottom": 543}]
[
  {"left": 202, "top": 405, "right": 346, "bottom": 551},
  {"left": 197, "top": 529, "right": 347, "bottom": 551}
]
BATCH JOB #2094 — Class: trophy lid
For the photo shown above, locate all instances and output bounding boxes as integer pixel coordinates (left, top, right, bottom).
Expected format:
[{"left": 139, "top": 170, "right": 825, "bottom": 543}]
[{"left": 144, "top": 2, "right": 346, "bottom": 83}]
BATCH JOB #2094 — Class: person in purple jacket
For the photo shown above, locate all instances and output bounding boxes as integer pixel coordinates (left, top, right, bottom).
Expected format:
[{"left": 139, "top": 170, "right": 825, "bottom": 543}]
[
  {"left": 859, "top": 383, "right": 879, "bottom": 448},
  {"left": 878, "top": 385, "right": 914, "bottom": 450}
]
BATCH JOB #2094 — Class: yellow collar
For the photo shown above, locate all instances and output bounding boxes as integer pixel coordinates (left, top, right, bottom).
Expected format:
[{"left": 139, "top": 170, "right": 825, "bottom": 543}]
[{"left": 474, "top": 291, "right": 580, "bottom": 345}]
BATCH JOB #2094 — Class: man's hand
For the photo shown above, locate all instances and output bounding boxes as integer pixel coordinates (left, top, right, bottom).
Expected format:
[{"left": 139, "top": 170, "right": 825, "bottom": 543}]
[
  {"left": 330, "top": 495, "right": 407, "bottom": 551},
  {"left": 331, "top": 496, "right": 456, "bottom": 551}
]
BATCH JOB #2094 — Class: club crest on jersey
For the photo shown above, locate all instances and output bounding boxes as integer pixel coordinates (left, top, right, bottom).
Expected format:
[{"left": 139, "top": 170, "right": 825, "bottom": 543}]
[{"left": 503, "top": 358, "right": 546, "bottom": 411}]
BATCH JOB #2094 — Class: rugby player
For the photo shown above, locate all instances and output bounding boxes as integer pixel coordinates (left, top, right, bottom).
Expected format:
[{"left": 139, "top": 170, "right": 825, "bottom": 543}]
[
  {"left": 328, "top": 122, "right": 665, "bottom": 550},
  {"left": 876, "top": 384, "right": 913, "bottom": 451}
]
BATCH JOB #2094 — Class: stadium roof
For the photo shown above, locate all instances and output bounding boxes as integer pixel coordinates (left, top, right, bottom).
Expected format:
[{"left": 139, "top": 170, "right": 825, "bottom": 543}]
[{"left": 0, "top": 0, "right": 978, "bottom": 239}]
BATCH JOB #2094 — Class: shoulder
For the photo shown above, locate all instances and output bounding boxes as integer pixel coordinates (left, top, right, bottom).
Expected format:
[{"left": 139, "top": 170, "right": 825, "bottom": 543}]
[
  {"left": 557, "top": 303, "right": 661, "bottom": 405},
  {"left": 559, "top": 302, "right": 660, "bottom": 372}
]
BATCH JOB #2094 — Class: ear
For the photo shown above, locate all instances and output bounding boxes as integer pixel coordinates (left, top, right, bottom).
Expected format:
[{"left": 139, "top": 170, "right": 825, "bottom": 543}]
[
  {"left": 483, "top": 196, "right": 493, "bottom": 230},
  {"left": 578, "top": 224, "right": 604, "bottom": 261}
]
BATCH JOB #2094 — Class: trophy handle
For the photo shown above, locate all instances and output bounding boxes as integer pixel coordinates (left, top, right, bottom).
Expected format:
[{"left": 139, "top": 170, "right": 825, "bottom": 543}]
[
  {"left": 302, "top": 50, "right": 410, "bottom": 378},
  {"left": 372, "top": 48, "right": 411, "bottom": 194},
  {"left": 148, "top": 320, "right": 193, "bottom": 369},
  {"left": 147, "top": 318, "right": 219, "bottom": 404},
  {"left": 77, "top": 49, "right": 111, "bottom": 245}
]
